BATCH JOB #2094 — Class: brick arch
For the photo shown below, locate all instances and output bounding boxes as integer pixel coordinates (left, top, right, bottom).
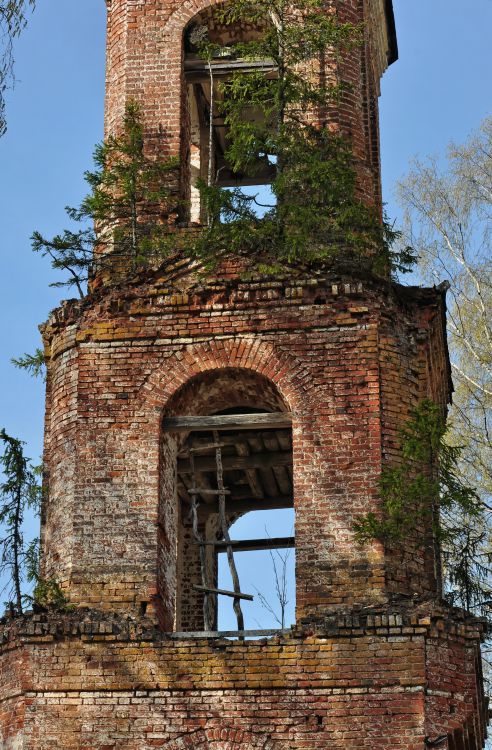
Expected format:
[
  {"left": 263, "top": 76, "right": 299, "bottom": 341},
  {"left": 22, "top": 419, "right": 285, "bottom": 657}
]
[
  {"left": 144, "top": 338, "right": 311, "bottom": 418},
  {"left": 152, "top": 339, "right": 307, "bottom": 631},
  {"left": 163, "top": 0, "right": 231, "bottom": 42}
]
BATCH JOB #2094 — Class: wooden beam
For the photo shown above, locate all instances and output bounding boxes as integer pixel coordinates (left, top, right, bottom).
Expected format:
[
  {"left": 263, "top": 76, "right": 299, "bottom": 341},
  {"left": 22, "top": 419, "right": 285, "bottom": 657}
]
[
  {"left": 263, "top": 433, "right": 292, "bottom": 495},
  {"left": 163, "top": 412, "right": 292, "bottom": 433},
  {"left": 193, "top": 585, "right": 254, "bottom": 601},
  {"left": 171, "top": 628, "right": 290, "bottom": 639},
  {"left": 233, "top": 440, "right": 265, "bottom": 501},
  {"left": 197, "top": 536, "right": 295, "bottom": 553},
  {"left": 185, "top": 58, "right": 277, "bottom": 77},
  {"left": 188, "top": 488, "right": 231, "bottom": 496},
  {"left": 189, "top": 430, "right": 291, "bottom": 447},
  {"left": 197, "top": 496, "right": 293, "bottom": 517},
  {"left": 179, "top": 470, "right": 215, "bottom": 505},
  {"left": 178, "top": 450, "right": 291, "bottom": 474},
  {"left": 249, "top": 434, "right": 279, "bottom": 497}
]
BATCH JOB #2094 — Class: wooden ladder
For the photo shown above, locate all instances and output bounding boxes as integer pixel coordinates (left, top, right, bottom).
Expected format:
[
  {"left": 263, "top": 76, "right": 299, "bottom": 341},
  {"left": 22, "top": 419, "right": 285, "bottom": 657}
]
[{"left": 187, "top": 431, "right": 252, "bottom": 632}]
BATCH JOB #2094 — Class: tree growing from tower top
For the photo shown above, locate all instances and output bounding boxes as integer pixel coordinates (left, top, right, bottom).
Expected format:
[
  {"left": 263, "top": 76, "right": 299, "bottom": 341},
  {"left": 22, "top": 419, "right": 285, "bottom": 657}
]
[
  {"left": 32, "top": 101, "right": 179, "bottom": 296},
  {"left": 189, "top": 0, "right": 414, "bottom": 276},
  {"left": 32, "top": 1, "right": 413, "bottom": 294}
]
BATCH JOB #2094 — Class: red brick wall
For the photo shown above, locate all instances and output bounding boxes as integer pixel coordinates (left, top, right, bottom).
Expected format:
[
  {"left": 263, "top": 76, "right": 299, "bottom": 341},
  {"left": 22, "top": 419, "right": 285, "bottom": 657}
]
[
  {"left": 40, "top": 270, "right": 450, "bottom": 625},
  {"left": 103, "top": 0, "right": 393, "bottom": 221},
  {"left": 425, "top": 629, "right": 488, "bottom": 749},
  {"left": 0, "top": 608, "right": 485, "bottom": 749},
  {"left": 378, "top": 287, "right": 451, "bottom": 600},
  {"left": 15, "top": 5, "right": 486, "bottom": 750}
]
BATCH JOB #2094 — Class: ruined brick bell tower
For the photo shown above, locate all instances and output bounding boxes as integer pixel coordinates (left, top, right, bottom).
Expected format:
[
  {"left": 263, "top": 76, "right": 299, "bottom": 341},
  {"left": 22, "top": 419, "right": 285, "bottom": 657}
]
[{"left": 0, "top": 1, "right": 488, "bottom": 748}]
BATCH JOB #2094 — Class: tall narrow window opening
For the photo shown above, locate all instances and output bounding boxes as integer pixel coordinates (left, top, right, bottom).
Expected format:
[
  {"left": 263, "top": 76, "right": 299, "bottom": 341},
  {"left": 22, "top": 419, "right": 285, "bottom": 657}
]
[
  {"left": 184, "top": 9, "right": 277, "bottom": 223},
  {"left": 171, "top": 409, "right": 294, "bottom": 633}
]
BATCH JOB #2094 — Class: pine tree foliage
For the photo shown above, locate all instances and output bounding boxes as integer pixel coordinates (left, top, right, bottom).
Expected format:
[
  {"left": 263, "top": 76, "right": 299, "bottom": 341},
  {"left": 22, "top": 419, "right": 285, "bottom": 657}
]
[
  {"left": 0, "top": 429, "right": 41, "bottom": 614},
  {"left": 354, "top": 401, "right": 482, "bottom": 545},
  {"left": 189, "top": 0, "right": 414, "bottom": 275},
  {"left": 354, "top": 400, "right": 489, "bottom": 616},
  {"left": 397, "top": 120, "right": 492, "bottom": 625},
  {"left": 0, "top": 0, "right": 35, "bottom": 135},
  {"left": 31, "top": 576, "right": 71, "bottom": 611},
  {"left": 32, "top": 101, "right": 179, "bottom": 296},
  {"left": 11, "top": 348, "right": 46, "bottom": 380},
  {"left": 398, "top": 118, "right": 492, "bottom": 521},
  {"left": 0, "top": 431, "right": 70, "bottom": 615},
  {"left": 33, "top": 2, "right": 413, "bottom": 293}
]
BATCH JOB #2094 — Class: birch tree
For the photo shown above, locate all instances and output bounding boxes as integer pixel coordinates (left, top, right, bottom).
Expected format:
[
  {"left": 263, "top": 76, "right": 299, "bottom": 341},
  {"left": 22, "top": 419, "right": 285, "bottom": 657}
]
[
  {"left": 0, "top": 0, "right": 35, "bottom": 135},
  {"left": 397, "top": 118, "right": 492, "bottom": 616}
]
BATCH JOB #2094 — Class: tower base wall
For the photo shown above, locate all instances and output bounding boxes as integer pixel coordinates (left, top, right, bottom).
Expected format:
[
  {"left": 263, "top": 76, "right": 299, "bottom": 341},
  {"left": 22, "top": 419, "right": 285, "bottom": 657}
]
[{"left": 0, "top": 605, "right": 486, "bottom": 749}]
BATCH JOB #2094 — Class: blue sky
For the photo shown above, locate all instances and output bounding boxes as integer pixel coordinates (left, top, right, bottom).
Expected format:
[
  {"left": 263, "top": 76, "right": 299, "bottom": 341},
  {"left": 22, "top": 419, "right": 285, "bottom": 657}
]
[{"left": 0, "top": 0, "right": 491, "bottom": 627}]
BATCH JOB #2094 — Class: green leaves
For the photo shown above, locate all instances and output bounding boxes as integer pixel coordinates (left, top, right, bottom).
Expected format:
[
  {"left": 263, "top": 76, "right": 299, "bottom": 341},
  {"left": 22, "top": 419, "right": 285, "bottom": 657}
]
[
  {"left": 188, "top": 0, "right": 410, "bottom": 276},
  {"left": 31, "top": 577, "right": 72, "bottom": 611},
  {"left": 396, "top": 121, "right": 492, "bottom": 621},
  {"left": 1, "top": 0, "right": 35, "bottom": 37},
  {"left": 78, "top": 102, "right": 180, "bottom": 258},
  {"left": 33, "top": 100, "right": 180, "bottom": 296},
  {"left": 215, "top": 0, "right": 359, "bottom": 67},
  {"left": 0, "top": 0, "right": 36, "bottom": 135},
  {"left": 32, "top": 1, "right": 413, "bottom": 289},
  {"left": 0, "top": 429, "right": 41, "bottom": 614},
  {"left": 353, "top": 400, "right": 490, "bottom": 616},
  {"left": 11, "top": 348, "right": 46, "bottom": 381},
  {"left": 354, "top": 400, "right": 483, "bottom": 547},
  {"left": 0, "top": 430, "right": 71, "bottom": 616},
  {"left": 194, "top": 120, "right": 405, "bottom": 273}
]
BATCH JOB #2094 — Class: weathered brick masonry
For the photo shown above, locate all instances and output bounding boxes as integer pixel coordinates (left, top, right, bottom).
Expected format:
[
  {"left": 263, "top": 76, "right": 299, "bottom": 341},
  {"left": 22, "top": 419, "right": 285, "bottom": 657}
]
[
  {"left": 0, "top": 265, "right": 484, "bottom": 749},
  {"left": 0, "top": 604, "right": 487, "bottom": 749},
  {"left": 103, "top": 0, "right": 397, "bottom": 217},
  {"left": 0, "top": 0, "right": 487, "bottom": 747},
  {"left": 38, "top": 268, "right": 450, "bottom": 621}
]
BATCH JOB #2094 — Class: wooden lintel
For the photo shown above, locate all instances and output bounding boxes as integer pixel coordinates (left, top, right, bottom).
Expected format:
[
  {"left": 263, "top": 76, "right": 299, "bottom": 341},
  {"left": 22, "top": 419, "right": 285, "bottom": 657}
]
[
  {"left": 178, "top": 450, "right": 291, "bottom": 474},
  {"left": 185, "top": 58, "right": 276, "bottom": 77},
  {"left": 163, "top": 412, "right": 292, "bottom": 433},
  {"left": 197, "top": 496, "right": 293, "bottom": 517},
  {"left": 196, "top": 536, "right": 295, "bottom": 553},
  {"left": 171, "top": 628, "right": 290, "bottom": 639},
  {"left": 193, "top": 585, "right": 254, "bottom": 602}
]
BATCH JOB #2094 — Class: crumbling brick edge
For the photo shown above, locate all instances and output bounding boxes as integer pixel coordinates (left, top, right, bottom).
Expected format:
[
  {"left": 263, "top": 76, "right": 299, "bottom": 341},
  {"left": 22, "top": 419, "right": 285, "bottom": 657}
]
[{"left": 0, "top": 599, "right": 486, "bottom": 648}]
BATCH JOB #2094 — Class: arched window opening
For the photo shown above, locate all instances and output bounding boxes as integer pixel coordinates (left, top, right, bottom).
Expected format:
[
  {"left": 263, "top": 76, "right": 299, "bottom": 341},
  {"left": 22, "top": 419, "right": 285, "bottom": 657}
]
[
  {"left": 184, "top": 7, "right": 277, "bottom": 223},
  {"left": 160, "top": 369, "right": 295, "bottom": 635}
]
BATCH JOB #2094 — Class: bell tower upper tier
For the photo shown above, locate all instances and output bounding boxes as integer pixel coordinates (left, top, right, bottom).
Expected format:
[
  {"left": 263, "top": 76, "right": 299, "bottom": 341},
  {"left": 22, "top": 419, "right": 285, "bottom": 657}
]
[{"left": 104, "top": 0, "right": 398, "bottom": 218}]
